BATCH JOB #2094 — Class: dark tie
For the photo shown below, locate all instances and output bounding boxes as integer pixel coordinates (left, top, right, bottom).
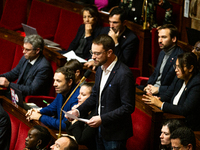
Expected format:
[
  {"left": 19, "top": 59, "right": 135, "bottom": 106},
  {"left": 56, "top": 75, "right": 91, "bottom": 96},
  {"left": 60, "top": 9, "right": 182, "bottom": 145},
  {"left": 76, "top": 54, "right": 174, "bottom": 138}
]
[{"left": 20, "top": 63, "right": 32, "bottom": 84}]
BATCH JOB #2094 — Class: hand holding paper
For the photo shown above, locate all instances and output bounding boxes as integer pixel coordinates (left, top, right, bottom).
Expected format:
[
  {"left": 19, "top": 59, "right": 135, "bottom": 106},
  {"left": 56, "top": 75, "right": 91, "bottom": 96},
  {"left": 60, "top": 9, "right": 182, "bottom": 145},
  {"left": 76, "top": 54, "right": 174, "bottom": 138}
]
[{"left": 63, "top": 110, "right": 89, "bottom": 123}]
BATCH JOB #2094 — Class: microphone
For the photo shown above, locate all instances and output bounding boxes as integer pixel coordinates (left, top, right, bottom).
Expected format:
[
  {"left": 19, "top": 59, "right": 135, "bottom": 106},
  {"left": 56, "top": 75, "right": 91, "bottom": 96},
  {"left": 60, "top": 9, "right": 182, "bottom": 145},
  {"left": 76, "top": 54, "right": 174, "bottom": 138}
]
[{"left": 58, "top": 69, "right": 92, "bottom": 138}]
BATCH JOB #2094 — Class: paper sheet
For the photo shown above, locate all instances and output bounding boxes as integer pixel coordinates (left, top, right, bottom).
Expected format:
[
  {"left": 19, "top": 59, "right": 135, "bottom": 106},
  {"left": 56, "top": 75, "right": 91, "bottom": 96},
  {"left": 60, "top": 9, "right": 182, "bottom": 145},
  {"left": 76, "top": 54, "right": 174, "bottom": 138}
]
[
  {"left": 62, "top": 51, "right": 87, "bottom": 63},
  {"left": 62, "top": 110, "right": 89, "bottom": 123}
]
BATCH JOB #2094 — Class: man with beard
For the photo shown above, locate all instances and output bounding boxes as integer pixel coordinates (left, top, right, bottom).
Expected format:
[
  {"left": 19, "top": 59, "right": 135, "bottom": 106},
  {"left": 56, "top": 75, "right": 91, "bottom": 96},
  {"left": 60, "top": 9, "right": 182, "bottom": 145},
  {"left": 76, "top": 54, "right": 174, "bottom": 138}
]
[
  {"left": 140, "top": 24, "right": 183, "bottom": 95},
  {"left": 66, "top": 34, "right": 135, "bottom": 150},
  {"left": 85, "top": 7, "right": 139, "bottom": 68}
]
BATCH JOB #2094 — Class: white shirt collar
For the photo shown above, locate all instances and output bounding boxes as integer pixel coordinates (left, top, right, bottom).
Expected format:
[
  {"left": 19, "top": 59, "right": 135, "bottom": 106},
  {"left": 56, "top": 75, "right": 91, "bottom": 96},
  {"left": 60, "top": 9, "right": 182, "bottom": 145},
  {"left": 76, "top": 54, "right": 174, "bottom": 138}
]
[
  {"left": 101, "top": 56, "right": 118, "bottom": 74},
  {"left": 29, "top": 55, "right": 39, "bottom": 65}
]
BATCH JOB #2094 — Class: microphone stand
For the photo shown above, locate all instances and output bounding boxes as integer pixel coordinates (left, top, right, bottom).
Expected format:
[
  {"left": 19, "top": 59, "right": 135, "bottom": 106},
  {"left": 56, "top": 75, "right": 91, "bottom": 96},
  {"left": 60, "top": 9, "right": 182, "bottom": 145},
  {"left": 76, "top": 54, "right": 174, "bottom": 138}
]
[{"left": 58, "top": 70, "right": 92, "bottom": 138}]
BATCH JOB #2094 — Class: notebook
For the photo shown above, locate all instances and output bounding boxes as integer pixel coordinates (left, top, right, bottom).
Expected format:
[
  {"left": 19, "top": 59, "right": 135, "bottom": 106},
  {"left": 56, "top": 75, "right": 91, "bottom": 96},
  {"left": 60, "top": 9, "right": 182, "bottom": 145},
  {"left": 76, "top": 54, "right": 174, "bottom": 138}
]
[
  {"left": 10, "top": 85, "right": 24, "bottom": 108},
  {"left": 22, "top": 23, "right": 60, "bottom": 47}
]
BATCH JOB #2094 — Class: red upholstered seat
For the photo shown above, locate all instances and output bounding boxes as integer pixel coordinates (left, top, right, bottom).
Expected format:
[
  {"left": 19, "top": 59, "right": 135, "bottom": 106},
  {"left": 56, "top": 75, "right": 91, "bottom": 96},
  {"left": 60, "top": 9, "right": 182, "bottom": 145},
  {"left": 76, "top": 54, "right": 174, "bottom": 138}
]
[
  {"left": 126, "top": 108, "right": 152, "bottom": 150},
  {"left": 0, "top": 38, "right": 16, "bottom": 74},
  {"left": 27, "top": 0, "right": 61, "bottom": 39},
  {"left": 6, "top": 111, "right": 30, "bottom": 150},
  {"left": 11, "top": 45, "right": 24, "bottom": 69},
  {"left": 54, "top": 9, "right": 83, "bottom": 50},
  {"left": 0, "top": 0, "right": 28, "bottom": 30}
]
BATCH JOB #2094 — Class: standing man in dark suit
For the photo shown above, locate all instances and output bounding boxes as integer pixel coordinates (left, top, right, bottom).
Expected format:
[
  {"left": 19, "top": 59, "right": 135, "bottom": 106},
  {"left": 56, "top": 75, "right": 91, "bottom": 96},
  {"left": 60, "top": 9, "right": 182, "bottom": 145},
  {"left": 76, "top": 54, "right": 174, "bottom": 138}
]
[
  {"left": 66, "top": 34, "right": 135, "bottom": 150},
  {"left": 0, "top": 34, "right": 53, "bottom": 98},
  {"left": 85, "top": 7, "right": 139, "bottom": 68},
  {"left": 141, "top": 24, "right": 183, "bottom": 95}
]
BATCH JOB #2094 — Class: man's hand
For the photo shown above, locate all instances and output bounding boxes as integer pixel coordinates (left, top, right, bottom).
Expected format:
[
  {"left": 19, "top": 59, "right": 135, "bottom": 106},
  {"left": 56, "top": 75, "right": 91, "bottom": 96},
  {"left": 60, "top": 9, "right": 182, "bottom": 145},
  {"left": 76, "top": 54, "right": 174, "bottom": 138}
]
[
  {"left": 143, "top": 84, "right": 152, "bottom": 94},
  {"left": 87, "top": 115, "right": 102, "bottom": 128},
  {"left": 85, "top": 24, "right": 93, "bottom": 37},
  {"left": 149, "top": 86, "right": 159, "bottom": 94},
  {"left": 64, "top": 109, "right": 79, "bottom": 122},
  {"left": 25, "top": 108, "right": 40, "bottom": 121},
  {"left": 0, "top": 77, "right": 10, "bottom": 87},
  {"left": 108, "top": 28, "right": 119, "bottom": 44},
  {"left": 84, "top": 61, "right": 96, "bottom": 70},
  {"left": 26, "top": 111, "right": 42, "bottom": 121}
]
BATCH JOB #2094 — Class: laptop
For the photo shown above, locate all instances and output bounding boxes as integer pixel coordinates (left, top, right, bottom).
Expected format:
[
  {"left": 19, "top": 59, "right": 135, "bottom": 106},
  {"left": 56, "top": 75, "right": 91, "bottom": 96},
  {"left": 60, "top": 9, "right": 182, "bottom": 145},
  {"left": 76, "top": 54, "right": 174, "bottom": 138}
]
[
  {"left": 10, "top": 85, "right": 24, "bottom": 108},
  {"left": 22, "top": 23, "right": 60, "bottom": 47}
]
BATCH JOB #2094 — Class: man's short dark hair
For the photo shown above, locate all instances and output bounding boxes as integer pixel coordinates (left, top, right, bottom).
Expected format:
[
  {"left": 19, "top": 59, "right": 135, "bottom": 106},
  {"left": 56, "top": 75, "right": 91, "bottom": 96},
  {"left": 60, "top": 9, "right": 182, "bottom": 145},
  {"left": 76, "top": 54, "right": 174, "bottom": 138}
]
[
  {"left": 64, "top": 59, "right": 83, "bottom": 76},
  {"left": 32, "top": 125, "right": 51, "bottom": 149},
  {"left": 109, "top": 7, "right": 126, "bottom": 23},
  {"left": 63, "top": 136, "right": 78, "bottom": 150},
  {"left": 158, "top": 24, "right": 179, "bottom": 41},
  {"left": 55, "top": 67, "right": 75, "bottom": 85},
  {"left": 92, "top": 34, "right": 115, "bottom": 52},
  {"left": 171, "top": 127, "right": 196, "bottom": 150},
  {"left": 24, "top": 34, "right": 44, "bottom": 52}
]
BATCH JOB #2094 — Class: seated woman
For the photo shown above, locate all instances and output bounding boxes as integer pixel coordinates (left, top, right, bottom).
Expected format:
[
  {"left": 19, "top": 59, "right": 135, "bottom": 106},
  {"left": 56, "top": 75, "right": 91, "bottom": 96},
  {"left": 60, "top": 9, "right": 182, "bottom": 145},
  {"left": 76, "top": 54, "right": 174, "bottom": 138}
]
[
  {"left": 65, "top": 82, "right": 96, "bottom": 150},
  {"left": 64, "top": 59, "right": 83, "bottom": 84},
  {"left": 159, "top": 119, "right": 183, "bottom": 150},
  {"left": 24, "top": 125, "right": 51, "bottom": 150},
  {"left": 67, "top": 5, "right": 102, "bottom": 60},
  {"left": 142, "top": 52, "right": 200, "bottom": 131}
]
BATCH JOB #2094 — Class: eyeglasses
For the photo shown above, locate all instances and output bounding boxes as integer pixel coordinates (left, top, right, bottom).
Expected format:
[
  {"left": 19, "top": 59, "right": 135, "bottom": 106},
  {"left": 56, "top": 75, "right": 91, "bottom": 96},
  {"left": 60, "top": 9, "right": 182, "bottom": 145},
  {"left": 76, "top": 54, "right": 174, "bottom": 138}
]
[
  {"left": 22, "top": 47, "right": 36, "bottom": 51},
  {"left": 193, "top": 46, "right": 200, "bottom": 52},
  {"left": 173, "top": 65, "right": 181, "bottom": 70},
  {"left": 89, "top": 50, "right": 106, "bottom": 56}
]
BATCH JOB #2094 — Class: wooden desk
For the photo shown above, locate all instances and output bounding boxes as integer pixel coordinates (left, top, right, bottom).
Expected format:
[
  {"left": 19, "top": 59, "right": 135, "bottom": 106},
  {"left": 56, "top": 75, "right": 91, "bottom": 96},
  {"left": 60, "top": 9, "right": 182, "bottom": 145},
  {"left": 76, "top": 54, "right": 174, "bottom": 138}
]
[{"left": 0, "top": 96, "right": 88, "bottom": 150}]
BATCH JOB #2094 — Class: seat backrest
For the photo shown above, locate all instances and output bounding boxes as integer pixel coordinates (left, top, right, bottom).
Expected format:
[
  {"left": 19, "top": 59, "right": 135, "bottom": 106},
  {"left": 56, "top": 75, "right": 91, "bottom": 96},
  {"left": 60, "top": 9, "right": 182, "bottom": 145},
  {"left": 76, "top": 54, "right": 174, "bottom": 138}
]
[
  {"left": 0, "top": 38, "right": 16, "bottom": 74},
  {"left": 126, "top": 108, "right": 152, "bottom": 150},
  {"left": 11, "top": 45, "right": 24, "bottom": 69},
  {"left": 7, "top": 111, "right": 30, "bottom": 150},
  {"left": 54, "top": 9, "right": 83, "bottom": 50},
  {"left": 27, "top": 0, "right": 61, "bottom": 39},
  {"left": 0, "top": 0, "right": 28, "bottom": 30}
]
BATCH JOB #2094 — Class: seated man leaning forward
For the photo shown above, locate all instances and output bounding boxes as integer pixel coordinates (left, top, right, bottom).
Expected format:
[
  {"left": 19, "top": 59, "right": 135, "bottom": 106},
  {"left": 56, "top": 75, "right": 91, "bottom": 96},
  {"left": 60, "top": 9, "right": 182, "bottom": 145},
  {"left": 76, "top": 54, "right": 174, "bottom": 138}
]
[
  {"left": 0, "top": 34, "right": 53, "bottom": 98},
  {"left": 50, "top": 136, "right": 78, "bottom": 150},
  {"left": 85, "top": 7, "right": 139, "bottom": 68},
  {"left": 26, "top": 67, "right": 79, "bottom": 130}
]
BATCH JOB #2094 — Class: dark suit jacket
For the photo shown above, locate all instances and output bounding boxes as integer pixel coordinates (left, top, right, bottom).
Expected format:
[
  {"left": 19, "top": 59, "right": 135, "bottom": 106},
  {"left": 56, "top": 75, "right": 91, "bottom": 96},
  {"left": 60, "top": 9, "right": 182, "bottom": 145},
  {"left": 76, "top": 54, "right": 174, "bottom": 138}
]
[
  {"left": 147, "top": 46, "right": 183, "bottom": 93},
  {"left": 0, "top": 104, "right": 11, "bottom": 150},
  {"left": 78, "top": 60, "right": 135, "bottom": 140},
  {"left": 161, "top": 73, "right": 200, "bottom": 131},
  {"left": 0, "top": 54, "right": 53, "bottom": 97},
  {"left": 101, "top": 26, "right": 139, "bottom": 67},
  {"left": 67, "top": 24, "right": 102, "bottom": 60}
]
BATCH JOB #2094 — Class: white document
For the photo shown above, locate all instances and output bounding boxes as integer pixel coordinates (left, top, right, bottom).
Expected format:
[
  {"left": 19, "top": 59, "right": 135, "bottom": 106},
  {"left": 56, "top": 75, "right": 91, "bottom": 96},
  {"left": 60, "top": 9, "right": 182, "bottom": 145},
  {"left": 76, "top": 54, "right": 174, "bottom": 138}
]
[
  {"left": 62, "top": 51, "right": 87, "bottom": 63},
  {"left": 62, "top": 110, "right": 89, "bottom": 123}
]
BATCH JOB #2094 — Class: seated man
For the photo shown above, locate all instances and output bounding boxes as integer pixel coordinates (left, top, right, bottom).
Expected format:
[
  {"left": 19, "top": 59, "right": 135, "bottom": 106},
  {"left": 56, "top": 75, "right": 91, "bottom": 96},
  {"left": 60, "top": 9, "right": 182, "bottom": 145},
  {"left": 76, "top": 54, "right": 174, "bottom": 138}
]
[
  {"left": 50, "top": 136, "right": 78, "bottom": 150},
  {"left": 24, "top": 125, "right": 51, "bottom": 150},
  {"left": 0, "top": 34, "right": 53, "bottom": 98},
  {"left": 139, "top": 24, "right": 183, "bottom": 95},
  {"left": 85, "top": 7, "right": 139, "bottom": 68},
  {"left": 25, "top": 67, "right": 79, "bottom": 130},
  {"left": 171, "top": 127, "right": 196, "bottom": 150}
]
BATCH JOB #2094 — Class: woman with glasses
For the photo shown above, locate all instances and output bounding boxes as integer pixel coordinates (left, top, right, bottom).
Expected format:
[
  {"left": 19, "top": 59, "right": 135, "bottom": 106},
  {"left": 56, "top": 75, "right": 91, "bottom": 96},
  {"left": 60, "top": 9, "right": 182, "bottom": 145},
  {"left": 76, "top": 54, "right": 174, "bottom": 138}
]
[
  {"left": 67, "top": 5, "right": 102, "bottom": 60},
  {"left": 142, "top": 52, "right": 200, "bottom": 131}
]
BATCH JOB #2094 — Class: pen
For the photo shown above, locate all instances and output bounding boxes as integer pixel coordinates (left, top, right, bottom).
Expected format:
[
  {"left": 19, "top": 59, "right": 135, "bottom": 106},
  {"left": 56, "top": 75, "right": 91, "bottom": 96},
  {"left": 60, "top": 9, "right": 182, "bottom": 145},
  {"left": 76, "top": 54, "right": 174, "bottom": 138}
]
[{"left": 43, "top": 100, "right": 49, "bottom": 105}]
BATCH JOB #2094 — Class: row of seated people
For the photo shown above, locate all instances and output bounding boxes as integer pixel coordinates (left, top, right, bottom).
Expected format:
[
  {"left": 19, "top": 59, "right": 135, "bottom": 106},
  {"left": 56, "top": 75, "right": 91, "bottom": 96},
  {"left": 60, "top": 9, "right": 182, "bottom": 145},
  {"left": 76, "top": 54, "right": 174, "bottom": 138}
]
[
  {"left": 137, "top": 23, "right": 200, "bottom": 131},
  {"left": 0, "top": 0, "right": 139, "bottom": 68}
]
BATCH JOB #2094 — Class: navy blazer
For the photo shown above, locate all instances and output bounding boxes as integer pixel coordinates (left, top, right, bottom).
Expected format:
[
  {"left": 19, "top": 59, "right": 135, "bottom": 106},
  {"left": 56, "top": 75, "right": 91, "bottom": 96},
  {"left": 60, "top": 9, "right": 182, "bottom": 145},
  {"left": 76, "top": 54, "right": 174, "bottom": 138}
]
[
  {"left": 101, "top": 26, "right": 139, "bottom": 67},
  {"left": 78, "top": 60, "right": 135, "bottom": 140},
  {"left": 67, "top": 24, "right": 102, "bottom": 60},
  {"left": 147, "top": 46, "right": 183, "bottom": 93},
  {"left": 0, "top": 54, "right": 53, "bottom": 97},
  {"left": 161, "top": 74, "right": 200, "bottom": 131}
]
